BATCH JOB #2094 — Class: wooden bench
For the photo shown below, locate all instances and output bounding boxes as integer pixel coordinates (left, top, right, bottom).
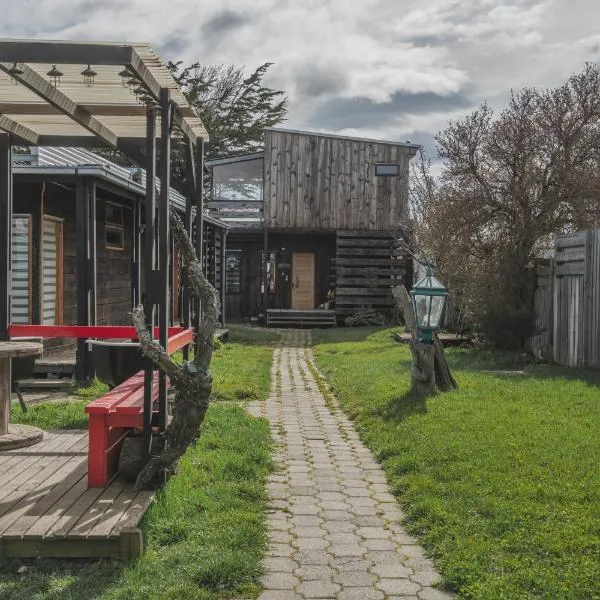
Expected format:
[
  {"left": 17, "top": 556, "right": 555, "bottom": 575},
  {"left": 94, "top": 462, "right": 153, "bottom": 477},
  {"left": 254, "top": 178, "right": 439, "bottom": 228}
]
[{"left": 85, "top": 370, "right": 162, "bottom": 488}]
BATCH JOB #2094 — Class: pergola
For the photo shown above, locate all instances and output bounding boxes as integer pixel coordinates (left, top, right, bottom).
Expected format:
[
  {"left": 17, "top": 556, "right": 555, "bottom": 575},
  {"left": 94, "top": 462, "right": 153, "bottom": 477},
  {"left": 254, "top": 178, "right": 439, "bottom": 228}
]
[{"left": 0, "top": 38, "right": 208, "bottom": 453}]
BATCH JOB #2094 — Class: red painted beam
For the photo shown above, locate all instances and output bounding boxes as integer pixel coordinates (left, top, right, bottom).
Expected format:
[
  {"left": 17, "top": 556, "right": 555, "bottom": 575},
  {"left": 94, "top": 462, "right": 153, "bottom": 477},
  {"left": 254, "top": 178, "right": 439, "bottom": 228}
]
[
  {"left": 8, "top": 324, "right": 185, "bottom": 339},
  {"left": 167, "top": 328, "right": 194, "bottom": 355}
]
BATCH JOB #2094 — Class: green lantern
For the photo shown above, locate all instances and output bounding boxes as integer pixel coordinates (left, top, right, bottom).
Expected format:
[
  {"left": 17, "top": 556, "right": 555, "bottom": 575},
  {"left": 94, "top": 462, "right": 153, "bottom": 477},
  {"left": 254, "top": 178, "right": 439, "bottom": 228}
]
[{"left": 410, "top": 266, "right": 448, "bottom": 343}]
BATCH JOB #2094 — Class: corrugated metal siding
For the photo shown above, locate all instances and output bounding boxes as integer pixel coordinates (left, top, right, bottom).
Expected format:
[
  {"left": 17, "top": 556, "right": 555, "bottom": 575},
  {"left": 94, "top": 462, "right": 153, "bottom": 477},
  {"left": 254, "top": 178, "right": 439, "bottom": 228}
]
[{"left": 10, "top": 215, "right": 30, "bottom": 324}]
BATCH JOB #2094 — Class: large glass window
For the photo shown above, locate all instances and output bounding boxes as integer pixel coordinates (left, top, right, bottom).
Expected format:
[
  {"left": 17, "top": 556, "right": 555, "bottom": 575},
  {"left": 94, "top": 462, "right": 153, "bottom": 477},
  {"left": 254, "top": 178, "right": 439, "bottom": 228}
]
[
  {"left": 213, "top": 157, "right": 263, "bottom": 204},
  {"left": 226, "top": 250, "right": 242, "bottom": 293}
]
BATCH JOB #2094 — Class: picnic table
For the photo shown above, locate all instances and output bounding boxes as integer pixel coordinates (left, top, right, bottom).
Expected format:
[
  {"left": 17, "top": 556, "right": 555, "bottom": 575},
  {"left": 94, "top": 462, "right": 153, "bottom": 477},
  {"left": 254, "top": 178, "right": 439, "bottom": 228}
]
[{"left": 0, "top": 341, "right": 44, "bottom": 450}]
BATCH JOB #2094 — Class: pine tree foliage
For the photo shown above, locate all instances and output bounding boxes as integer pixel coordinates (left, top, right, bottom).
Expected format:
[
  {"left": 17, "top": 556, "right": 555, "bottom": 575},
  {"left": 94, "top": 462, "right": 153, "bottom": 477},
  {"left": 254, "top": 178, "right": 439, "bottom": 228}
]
[{"left": 168, "top": 62, "right": 288, "bottom": 160}]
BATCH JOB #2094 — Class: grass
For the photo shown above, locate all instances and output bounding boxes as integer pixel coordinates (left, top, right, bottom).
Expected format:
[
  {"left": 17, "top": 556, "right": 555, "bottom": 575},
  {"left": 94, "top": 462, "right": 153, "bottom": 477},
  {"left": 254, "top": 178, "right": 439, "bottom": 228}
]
[
  {"left": 10, "top": 326, "right": 279, "bottom": 429},
  {"left": 312, "top": 327, "right": 600, "bottom": 600},
  {"left": 0, "top": 403, "right": 273, "bottom": 600},
  {"left": 211, "top": 326, "right": 280, "bottom": 402}
]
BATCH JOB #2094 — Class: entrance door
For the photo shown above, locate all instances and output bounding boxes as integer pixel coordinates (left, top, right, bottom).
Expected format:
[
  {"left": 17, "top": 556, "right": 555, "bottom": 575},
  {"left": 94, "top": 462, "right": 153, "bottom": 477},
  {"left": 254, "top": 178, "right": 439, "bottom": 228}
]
[{"left": 292, "top": 252, "right": 315, "bottom": 310}]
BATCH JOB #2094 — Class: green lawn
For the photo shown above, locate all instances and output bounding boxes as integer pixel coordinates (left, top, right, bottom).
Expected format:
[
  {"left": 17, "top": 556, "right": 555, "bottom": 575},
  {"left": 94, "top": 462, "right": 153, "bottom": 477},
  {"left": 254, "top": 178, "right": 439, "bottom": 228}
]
[
  {"left": 1, "top": 325, "right": 278, "bottom": 599},
  {"left": 313, "top": 327, "right": 600, "bottom": 600}
]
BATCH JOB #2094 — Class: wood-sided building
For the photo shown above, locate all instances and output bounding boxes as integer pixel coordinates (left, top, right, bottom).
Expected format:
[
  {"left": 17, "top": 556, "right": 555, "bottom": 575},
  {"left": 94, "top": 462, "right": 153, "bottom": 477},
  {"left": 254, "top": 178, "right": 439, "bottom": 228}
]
[
  {"left": 208, "top": 128, "right": 418, "bottom": 325},
  {"left": 11, "top": 147, "right": 228, "bottom": 361}
]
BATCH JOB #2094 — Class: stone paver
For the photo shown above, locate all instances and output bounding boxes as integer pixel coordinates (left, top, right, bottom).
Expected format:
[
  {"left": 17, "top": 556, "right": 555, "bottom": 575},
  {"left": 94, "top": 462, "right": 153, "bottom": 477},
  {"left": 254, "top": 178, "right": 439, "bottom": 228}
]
[{"left": 249, "top": 330, "right": 452, "bottom": 600}]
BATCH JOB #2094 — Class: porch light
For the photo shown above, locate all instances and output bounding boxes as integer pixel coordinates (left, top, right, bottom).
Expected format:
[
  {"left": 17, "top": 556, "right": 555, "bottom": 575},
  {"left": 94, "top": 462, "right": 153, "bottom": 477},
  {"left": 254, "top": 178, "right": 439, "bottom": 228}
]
[
  {"left": 47, "top": 64, "right": 63, "bottom": 87},
  {"left": 7, "top": 62, "right": 23, "bottom": 84},
  {"left": 118, "top": 68, "right": 131, "bottom": 87},
  {"left": 410, "top": 266, "right": 448, "bottom": 343},
  {"left": 81, "top": 64, "right": 97, "bottom": 87}
]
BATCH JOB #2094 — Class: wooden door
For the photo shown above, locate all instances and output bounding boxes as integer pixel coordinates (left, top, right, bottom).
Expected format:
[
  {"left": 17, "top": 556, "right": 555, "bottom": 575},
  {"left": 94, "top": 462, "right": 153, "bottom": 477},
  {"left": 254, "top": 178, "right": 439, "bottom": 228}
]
[{"left": 292, "top": 253, "right": 315, "bottom": 310}]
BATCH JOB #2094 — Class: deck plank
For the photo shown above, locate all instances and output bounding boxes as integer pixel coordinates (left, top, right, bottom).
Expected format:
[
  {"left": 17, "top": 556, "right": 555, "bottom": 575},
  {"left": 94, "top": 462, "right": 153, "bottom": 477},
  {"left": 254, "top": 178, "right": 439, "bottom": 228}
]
[
  {"left": 0, "top": 437, "right": 88, "bottom": 535},
  {"left": 66, "top": 481, "right": 126, "bottom": 538},
  {"left": 0, "top": 432, "right": 85, "bottom": 517},
  {"left": 87, "top": 486, "right": 139, "bottom": 538},
  {"left": 0, "top": 429, "right": 155, "bottom": 558},
  {"left": 3, "top": 462, "right": 87, "bottom": 538}
]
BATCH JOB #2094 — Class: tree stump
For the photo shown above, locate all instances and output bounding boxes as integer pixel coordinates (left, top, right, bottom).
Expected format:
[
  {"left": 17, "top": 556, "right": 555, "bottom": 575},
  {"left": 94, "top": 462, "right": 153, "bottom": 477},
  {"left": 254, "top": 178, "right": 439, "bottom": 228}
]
[{"left": 410, "top": 341, "right": 436, "bottom": 395}]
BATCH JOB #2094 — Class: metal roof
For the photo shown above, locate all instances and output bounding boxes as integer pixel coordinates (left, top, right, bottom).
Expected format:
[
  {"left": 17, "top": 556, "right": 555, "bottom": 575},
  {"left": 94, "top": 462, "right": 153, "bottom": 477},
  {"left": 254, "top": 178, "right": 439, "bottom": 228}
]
[
  {"left": 12, "top": 146, "right": 228, "bottom": 230},
  {"left": 0, "top": 39, "right": 208, "bottom": 156}
]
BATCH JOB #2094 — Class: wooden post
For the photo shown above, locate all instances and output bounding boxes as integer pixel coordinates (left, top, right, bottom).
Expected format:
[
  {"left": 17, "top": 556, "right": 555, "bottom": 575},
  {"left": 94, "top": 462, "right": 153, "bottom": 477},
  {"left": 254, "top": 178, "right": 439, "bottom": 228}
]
[
  {"left": 0, "top": 134, "right": 10, "bottom": 343},
  {"left": 143, "top": 104, "right": 158, "bottom": 456},
  {"left": 193, "top": 140, "right": 204, "bottom": 358},
  {"left": 75, "top": 178, "right": 95, "bottom": 383},
  {"left": 220, "top": 230, "right": 227, "bottom": 325},
  {"left": 158, "top": 88, "right": 171, "bottom": 431}
]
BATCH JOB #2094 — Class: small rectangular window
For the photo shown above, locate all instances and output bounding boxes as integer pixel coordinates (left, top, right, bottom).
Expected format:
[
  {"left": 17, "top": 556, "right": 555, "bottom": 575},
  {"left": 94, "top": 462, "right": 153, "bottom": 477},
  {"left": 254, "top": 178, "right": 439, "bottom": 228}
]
[
  {"left": 375, "top": 163, "right": 400, "bottom": 176},
  {"left": 105, "top": 201, "right": 125, "bottom": 250},
  {"left": 105, "top": 202, "right": 124, "bottom": 226},
  {"left": 105, "top": 225, "right": 125, "bottom": 250},
  {"left": 226, "top": 250, "right": 242, "bottom": 293}
]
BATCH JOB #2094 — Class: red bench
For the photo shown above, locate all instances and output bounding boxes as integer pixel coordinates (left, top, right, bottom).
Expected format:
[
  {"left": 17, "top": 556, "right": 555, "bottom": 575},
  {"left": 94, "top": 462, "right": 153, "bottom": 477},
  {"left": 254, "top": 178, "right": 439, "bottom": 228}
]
[{"left": 85, "top": 370, "right": 163, "bottom": 487}]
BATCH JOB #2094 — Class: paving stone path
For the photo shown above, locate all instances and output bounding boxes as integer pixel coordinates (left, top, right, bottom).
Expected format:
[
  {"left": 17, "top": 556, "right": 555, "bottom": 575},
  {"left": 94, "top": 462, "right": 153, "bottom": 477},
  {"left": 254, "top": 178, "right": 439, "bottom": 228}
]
[{"left": 247, "top": 330, "right": 452, "bottom": 600}]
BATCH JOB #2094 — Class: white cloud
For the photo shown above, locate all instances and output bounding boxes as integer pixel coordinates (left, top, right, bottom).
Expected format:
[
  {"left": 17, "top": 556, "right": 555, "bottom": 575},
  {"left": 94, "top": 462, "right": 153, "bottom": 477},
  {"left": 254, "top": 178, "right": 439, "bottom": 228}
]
[{"left": 0, "top": 0, "right": 598, "bottom": 147}]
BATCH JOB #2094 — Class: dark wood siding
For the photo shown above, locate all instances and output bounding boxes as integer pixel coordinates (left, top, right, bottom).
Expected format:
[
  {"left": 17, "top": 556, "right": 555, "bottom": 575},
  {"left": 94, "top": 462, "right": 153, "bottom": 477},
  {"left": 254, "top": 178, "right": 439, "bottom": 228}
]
[
  {"left": 224, "top": 233, "right": 263, "bottom": 321},
  {"left": 95, "top": 196, "right": 134, "bottom": 326},
  {"left": 264, "top": 130, "right": 412, "bottom": 231}
]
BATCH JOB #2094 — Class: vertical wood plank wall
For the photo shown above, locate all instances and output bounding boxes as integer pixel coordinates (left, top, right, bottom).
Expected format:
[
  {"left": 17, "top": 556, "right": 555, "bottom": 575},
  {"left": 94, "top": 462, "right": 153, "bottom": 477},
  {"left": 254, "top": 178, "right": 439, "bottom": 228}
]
[
  {"left": 530, "top": 230, "right": 600, "bottom": 368},
  {"left": 264, "top": 130, "right": 411, "bottom": 230}
]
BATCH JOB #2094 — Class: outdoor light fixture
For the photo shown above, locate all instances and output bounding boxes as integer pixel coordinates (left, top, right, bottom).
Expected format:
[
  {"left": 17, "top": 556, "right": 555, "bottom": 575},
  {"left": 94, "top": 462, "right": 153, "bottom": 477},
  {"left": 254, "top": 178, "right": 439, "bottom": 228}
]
[
  {"left": 7, "top": 62, "right": 23, "bottom": 84},
  {"left": 118, "top": 68, "right": 131, "bottom": 87},
  {"left": 81, "top": 64, "right": 97, "bottom": 87},
  {"left": 47, "top": 64, "right": 63, "bottom": 87},
  {"left": 410, "top": 266, "right": 448, "bottom": 343}
]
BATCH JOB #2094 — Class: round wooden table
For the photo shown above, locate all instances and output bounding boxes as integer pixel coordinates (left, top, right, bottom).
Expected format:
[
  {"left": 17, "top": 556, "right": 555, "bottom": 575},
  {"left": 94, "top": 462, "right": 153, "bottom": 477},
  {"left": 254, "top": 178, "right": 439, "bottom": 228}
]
[{"left": 0, "top": 341, "right": 44, "bottom": 450}]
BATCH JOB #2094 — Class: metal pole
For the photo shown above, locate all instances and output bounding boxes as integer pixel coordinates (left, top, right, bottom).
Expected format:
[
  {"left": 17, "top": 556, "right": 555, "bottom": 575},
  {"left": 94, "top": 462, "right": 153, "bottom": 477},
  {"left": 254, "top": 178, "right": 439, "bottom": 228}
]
[
  {"left": 0, "top": 134, "right": 11, "bottom": 341},
  {"left": 182, "top": 142, "right": 195, "bottom": 361},
  {"left": 158, "top": 88, "right": 171, "bottom": 431},
  {"left": 143, "top": 105, "right": 157, "bottom": 457}
]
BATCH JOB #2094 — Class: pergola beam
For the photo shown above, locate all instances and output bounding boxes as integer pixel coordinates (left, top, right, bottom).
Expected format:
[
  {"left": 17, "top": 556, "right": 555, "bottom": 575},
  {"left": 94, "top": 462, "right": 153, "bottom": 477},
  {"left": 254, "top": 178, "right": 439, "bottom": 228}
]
[
  {"left": 0, "top": 63, "right": 120, "bottom": 148},
  {"left": 0, "top": 40, "right": 134, "bottom": 66},
  {"left": 0, "top": 115, "right": 39, "bottom": 145}
]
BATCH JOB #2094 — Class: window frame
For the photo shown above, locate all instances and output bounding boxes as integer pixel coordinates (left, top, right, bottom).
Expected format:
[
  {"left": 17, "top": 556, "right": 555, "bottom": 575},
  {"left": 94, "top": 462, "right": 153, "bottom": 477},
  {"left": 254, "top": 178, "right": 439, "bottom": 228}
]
[
  {"left": 225, "top": 250, "right": 243, "bottom": 294},
  {"left": 105, "top": 201, "right": 126, "bottom": 251},
  {"left": 375, "top": 163, "right": 401, "bottom": 177}
]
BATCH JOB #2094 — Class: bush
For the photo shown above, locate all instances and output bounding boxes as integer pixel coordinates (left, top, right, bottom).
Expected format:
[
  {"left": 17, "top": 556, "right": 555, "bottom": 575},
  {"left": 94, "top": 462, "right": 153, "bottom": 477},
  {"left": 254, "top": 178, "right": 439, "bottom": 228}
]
[
  {"left": 480, "top": 307, "right": 536, "bottom": 350},
  {"left": 344, "top": 310, "right": 385, "bottom": 327}
]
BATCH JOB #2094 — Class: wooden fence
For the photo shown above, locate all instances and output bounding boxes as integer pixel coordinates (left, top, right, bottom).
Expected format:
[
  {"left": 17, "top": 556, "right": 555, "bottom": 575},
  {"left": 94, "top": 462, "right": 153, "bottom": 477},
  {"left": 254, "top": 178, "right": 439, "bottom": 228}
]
[{"left": 530, "top": 230, "right": 600, "bottom": 367}]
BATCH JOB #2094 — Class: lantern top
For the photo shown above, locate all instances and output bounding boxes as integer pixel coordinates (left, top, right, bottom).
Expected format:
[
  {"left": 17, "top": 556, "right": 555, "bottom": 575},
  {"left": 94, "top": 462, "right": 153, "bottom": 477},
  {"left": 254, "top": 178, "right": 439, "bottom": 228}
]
[{"left": 412, "top": 266, "right": 448, "bottom": 294}]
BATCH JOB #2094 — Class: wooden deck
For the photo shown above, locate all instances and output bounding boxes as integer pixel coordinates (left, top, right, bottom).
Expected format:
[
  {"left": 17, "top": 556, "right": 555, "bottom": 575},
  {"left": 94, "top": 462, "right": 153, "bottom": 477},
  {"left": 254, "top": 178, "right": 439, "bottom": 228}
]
[
  {"left": 0, "top": 429, "right": 154, "bottom": 559},
  {"left": 266, "top": 309, "right": 337, "bottom": 328}
]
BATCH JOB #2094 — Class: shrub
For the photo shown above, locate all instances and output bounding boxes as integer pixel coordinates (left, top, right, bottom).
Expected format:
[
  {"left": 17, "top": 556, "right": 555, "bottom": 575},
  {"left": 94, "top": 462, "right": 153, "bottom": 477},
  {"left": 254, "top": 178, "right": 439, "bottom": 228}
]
[
  {"left": 344, "top": 310, "right": 385, "bottom": 327},
  {"left": 480, "top": 307, "right": 536, "bottom": 350}
]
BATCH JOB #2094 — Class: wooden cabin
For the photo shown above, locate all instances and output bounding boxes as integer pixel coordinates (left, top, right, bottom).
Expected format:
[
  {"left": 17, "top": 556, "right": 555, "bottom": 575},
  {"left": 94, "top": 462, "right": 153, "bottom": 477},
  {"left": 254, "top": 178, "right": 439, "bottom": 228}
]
[
  {"left": 208, "top": 128, "right": 417, "bottom": 326},
  {"left": 11, "top": 147, "right": 228, "bottom": 373}
]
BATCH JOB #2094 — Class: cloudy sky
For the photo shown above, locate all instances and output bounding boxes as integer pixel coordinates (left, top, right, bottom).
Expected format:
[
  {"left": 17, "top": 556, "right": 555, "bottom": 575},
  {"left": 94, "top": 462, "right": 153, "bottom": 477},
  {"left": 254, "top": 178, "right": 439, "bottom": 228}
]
[{"left": 1, "top": 0, "right": 599, "bottom": 154}]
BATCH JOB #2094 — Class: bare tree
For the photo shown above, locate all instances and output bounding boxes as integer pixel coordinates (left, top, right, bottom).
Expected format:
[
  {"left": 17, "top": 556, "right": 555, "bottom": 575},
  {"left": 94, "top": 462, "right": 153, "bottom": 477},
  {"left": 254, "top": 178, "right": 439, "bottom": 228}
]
[{"left": 418, "top": 63, "right": 600, "bottom": 324}]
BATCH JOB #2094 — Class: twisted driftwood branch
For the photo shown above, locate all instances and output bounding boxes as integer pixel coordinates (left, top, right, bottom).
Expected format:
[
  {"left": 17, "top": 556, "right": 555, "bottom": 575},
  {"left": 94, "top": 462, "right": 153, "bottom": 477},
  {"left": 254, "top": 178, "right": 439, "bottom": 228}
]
[{"left": 130, "top": 208, "right": 220, "bottom": 489}]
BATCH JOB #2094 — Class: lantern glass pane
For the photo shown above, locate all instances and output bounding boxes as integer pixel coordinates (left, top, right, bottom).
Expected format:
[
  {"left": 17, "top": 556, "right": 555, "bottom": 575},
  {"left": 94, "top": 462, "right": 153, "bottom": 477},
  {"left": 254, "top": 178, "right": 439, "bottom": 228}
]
[
  {"left": 429, "top": 295, "right": 444, "bottom": 328},
  {"left": 414, "top": 294, "right": 429, "bottom": 327}
]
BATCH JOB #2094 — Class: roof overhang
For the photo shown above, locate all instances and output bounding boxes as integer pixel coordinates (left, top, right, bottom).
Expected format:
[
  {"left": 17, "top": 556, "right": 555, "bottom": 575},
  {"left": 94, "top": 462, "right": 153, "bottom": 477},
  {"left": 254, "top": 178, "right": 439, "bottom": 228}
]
[{"left": 0, "top": 39, "right": 208, "bottom": 160}]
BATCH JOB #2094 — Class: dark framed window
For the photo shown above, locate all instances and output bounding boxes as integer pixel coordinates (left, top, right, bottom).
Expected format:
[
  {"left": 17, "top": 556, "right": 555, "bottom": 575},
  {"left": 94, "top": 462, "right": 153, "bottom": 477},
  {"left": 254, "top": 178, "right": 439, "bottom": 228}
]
[
  {"left": 375, "top": 163, "right": 400, "bottom": 176},
  {"left": 105, "top": 201, "right": 125, "bottom": 250},
  {"left": 226, "top": 250, "right": 242, "bottom": 293}
]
